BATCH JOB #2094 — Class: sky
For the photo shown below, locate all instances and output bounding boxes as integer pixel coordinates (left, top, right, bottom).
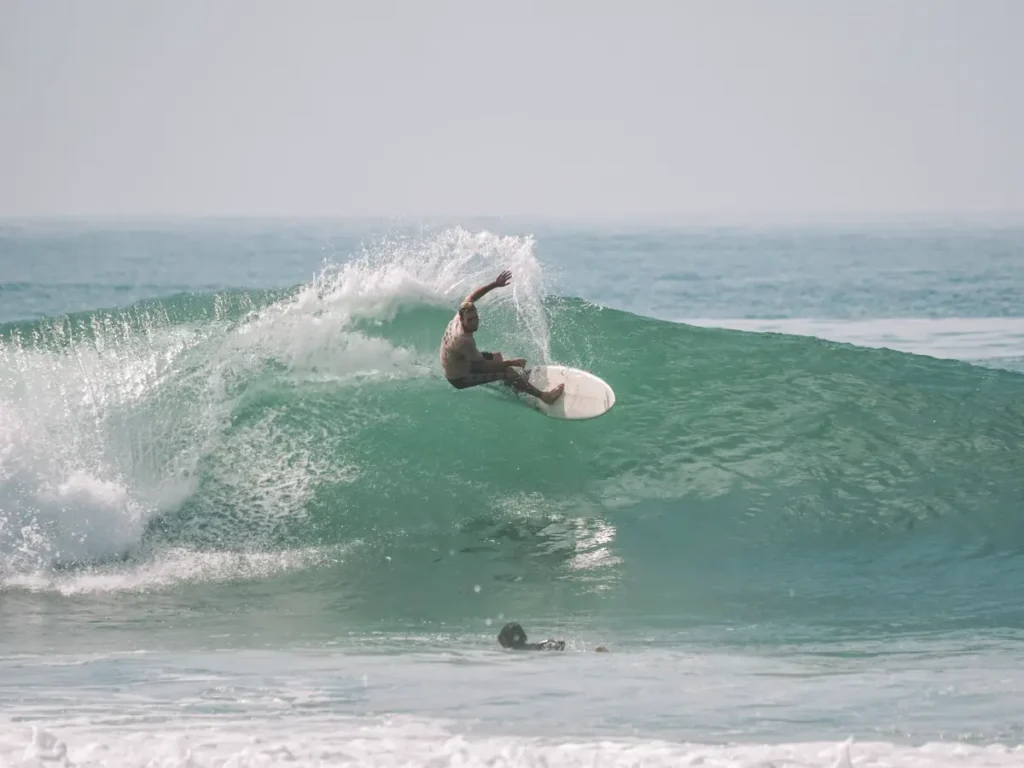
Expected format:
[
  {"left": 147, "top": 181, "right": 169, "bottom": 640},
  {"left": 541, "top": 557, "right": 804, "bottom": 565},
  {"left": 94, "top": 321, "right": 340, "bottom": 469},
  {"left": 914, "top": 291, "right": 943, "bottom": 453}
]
[{"left": 1, "top": 0, "right": 1022, "bottom": 219}]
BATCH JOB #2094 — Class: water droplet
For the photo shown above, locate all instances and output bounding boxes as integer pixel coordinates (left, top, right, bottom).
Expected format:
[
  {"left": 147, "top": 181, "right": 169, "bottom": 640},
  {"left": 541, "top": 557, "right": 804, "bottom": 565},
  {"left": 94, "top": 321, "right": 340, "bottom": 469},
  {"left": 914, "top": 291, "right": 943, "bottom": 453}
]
[{"left": 473, "top": 584, "right": 481, "bottom": 593}]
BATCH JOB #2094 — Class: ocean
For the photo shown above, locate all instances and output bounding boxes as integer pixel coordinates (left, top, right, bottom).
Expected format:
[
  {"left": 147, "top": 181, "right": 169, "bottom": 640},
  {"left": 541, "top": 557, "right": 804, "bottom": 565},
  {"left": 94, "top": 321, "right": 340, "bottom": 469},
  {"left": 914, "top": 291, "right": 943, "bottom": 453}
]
[{"left": 1, "top": 219, "right": 1022, "bottom": 767}]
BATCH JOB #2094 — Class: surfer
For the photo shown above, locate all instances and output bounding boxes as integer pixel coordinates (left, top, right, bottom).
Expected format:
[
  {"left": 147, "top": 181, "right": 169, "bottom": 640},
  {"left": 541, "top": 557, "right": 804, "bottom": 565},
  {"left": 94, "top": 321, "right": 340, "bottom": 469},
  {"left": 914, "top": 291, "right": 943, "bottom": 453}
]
[
  {"left": 440, "top": 270, "right": 565, "bottom": 405},
  {"left": 497, "top": 622, "right": 565, "bottom": 651},
  {"left": 497, "top": 621, "right": 610, "bottom": 653}
]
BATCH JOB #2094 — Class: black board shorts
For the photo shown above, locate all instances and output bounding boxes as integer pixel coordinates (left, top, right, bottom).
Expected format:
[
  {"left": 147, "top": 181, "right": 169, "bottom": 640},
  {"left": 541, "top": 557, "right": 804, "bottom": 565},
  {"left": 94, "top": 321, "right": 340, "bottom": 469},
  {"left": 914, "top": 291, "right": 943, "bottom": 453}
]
[{"left": 447, "top": 370, "right": 508, "bottom": 389}]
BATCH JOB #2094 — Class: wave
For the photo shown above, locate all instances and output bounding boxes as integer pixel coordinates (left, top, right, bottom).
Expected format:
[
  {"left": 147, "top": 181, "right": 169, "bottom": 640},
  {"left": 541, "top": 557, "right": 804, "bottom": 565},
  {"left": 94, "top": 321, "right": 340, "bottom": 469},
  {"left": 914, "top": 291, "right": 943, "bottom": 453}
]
[
  {"left": 682, "top": 317, "right": 1024, "bottom": 373},
  {"left": 1, "top": 228, "right": 1022, "bottom": 628}
]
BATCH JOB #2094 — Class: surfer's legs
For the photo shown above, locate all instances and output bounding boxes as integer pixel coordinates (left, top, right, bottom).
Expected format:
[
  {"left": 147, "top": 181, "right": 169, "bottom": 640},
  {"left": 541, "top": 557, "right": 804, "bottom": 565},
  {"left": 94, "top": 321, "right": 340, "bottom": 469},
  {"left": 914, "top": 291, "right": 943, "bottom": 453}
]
[
  {"left": 503, "top": 368, "right": 544, "bottom": 398},
  {"left": 448, "top": 368, "right": 540, "bottom": 394},
  {"left": 447, "top": 371, "right": 507, "bottom": 390},
  {"left": 448, "top": 369, "right": 564, "bottom": 405},
  {"left": 505, "top": 369, "right": 565, "bottom": 405}
]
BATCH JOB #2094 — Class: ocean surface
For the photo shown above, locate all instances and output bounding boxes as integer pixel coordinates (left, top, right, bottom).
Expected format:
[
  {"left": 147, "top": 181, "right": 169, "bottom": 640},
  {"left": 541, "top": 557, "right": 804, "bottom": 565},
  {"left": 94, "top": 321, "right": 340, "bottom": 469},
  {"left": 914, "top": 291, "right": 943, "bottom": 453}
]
[{"left": 1, "top": 219, "right": 1022, "bottom": 767}]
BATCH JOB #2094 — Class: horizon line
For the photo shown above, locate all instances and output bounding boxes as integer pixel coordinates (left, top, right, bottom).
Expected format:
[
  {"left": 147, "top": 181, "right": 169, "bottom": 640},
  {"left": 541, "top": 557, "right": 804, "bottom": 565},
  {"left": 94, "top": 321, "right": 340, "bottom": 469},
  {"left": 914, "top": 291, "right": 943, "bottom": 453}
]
[{"left": 3, "top": 210, "right": 1024, "bottom": 226}]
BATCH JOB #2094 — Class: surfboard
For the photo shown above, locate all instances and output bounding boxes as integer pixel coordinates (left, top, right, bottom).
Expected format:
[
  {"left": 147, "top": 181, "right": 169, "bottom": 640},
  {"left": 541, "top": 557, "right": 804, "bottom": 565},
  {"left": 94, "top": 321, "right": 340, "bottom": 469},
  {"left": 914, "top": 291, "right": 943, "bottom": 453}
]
[{"left": 524, "top": 365, "right": 615, "bottom": 420}]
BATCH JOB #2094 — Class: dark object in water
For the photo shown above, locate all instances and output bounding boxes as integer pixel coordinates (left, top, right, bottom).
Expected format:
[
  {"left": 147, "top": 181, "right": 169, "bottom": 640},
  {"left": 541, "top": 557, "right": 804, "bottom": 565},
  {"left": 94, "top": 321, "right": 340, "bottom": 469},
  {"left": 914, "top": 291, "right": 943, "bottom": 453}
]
[{"left": 497, "top": 621, "right": 564, "bottom": 651}]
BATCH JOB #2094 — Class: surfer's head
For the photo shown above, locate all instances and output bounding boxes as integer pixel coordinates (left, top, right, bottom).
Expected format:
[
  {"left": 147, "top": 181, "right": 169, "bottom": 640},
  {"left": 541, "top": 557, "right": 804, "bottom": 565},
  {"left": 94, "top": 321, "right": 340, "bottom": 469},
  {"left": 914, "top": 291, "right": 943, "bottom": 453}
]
[
  {"left": 458, "top": 300, "right": 479, "bottom": 332},
  {"left": 497, "top": 621, "right": 527, "bottom": 649}
]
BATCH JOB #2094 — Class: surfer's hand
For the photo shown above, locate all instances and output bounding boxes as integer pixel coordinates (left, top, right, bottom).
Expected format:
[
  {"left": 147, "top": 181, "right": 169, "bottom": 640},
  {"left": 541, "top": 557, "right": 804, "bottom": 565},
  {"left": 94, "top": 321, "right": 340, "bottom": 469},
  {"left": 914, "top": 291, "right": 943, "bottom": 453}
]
[
  {"left": 468, "top": 272, "right": 512, "bottom": 302},
  {"left": 505, "top": 358, "right": 526, "bottom": 368}
]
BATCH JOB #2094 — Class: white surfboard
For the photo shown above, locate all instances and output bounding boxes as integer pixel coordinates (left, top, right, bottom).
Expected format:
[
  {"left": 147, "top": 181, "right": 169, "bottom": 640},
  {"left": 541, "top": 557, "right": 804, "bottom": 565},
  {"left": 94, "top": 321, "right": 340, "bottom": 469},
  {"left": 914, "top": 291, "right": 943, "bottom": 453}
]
[{"left": 525, "top": 365, "right": 615, "bottom": 420}]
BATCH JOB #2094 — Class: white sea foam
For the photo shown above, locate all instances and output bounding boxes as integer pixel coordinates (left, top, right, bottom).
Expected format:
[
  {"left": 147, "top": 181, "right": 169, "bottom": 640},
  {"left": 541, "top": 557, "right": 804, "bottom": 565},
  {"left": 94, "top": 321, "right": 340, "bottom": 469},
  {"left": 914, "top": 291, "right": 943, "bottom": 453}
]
[
  {"left": 0, "top": 228, "right": 551, "bottom": 579},
  {"left": 0, "top": 717, "right": 1020, "bottom": 767},
  {"left": 1, "top": 545, "right": 346, "bottom": 595}
]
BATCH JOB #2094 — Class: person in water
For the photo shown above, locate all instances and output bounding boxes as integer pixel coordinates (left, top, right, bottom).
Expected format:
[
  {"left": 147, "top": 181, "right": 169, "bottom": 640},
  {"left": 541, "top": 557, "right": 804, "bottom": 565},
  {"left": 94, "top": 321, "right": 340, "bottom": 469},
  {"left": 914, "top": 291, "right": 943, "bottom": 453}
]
[
  {"left": 440, "top": 270, "right": 565, "bottom": 405},
  {"left": 497, "top": 622, "right": 565, "bottom": 651},
  {"left": 496, "top": 621, "right": 611, "bottom": 653}
]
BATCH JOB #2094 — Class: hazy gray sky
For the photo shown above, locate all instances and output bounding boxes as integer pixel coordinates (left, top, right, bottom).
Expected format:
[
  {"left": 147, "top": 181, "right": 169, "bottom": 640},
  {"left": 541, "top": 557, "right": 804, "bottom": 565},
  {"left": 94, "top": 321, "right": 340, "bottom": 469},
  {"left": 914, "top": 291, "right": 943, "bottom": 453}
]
[{"left": 2, "top": 0, "right": 1021, "bottom": 218}]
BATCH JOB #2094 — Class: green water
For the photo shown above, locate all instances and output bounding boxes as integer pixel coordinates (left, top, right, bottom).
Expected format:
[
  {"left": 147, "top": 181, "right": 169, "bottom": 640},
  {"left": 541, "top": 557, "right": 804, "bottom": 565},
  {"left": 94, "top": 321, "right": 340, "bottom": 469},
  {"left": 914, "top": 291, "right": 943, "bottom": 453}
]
[{"left": 3, "top": 289, "right": 1021, "bottom": 636}]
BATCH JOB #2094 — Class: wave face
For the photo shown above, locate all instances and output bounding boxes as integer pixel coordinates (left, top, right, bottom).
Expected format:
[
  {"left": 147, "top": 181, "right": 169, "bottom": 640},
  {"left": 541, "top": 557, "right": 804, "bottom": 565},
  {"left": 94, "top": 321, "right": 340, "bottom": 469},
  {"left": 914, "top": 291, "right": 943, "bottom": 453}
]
[{"left": 2, "top": 229, "right": 1022, "bottom": 632}]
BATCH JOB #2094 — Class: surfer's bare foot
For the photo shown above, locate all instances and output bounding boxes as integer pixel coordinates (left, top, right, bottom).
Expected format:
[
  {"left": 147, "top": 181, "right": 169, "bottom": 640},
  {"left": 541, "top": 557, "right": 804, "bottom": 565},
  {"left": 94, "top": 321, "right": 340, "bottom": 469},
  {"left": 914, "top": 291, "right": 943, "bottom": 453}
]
[{"left": 540, "top": 384, "right": 565, "bottom": 405}]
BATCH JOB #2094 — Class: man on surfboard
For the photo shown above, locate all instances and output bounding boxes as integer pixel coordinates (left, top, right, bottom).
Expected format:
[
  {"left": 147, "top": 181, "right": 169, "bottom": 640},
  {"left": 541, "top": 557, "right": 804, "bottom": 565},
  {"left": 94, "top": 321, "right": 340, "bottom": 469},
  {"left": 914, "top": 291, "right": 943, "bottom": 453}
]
[{"left": 440, "top": 270, "right": 565, "bottom": 405}]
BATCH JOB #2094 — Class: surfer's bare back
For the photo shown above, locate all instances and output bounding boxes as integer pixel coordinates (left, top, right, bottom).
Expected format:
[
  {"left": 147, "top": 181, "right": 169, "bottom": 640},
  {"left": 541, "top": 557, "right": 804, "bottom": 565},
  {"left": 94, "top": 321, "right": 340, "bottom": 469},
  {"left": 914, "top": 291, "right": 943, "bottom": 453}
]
[{"left": 439, "top": 270, "right": 564, "bottom": 405}]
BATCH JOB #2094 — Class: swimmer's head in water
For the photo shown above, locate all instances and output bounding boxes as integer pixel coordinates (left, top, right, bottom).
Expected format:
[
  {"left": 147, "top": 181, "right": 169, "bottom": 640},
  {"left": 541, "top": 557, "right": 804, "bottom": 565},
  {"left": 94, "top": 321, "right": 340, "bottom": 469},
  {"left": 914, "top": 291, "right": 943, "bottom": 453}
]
[
  {"left": 498, "top": 621, "right": 527, "bottom": 648},
  {"left": 498, "top": 621, "right": 566, "bottom": 651}
]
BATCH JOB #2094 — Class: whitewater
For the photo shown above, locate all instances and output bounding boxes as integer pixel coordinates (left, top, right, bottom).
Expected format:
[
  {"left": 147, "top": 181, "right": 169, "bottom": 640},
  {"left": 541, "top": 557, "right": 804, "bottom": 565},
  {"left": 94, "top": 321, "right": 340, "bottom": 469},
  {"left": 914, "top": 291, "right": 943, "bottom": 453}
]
[{"left": 1, "top": 220, "right": 1022, "bottom": 767}]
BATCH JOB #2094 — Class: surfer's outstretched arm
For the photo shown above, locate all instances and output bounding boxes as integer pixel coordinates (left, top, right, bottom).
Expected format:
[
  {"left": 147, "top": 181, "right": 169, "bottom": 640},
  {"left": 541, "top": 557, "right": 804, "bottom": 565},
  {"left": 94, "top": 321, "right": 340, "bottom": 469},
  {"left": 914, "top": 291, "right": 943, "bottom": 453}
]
[{"left": 466, "top": 270, "right": 512, "bottom": 303}]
